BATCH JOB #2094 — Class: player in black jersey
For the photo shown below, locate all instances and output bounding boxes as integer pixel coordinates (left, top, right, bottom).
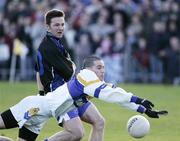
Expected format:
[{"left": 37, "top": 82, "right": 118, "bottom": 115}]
[{"left": 35, "top": 9, "right": 105, "bottom": 141}]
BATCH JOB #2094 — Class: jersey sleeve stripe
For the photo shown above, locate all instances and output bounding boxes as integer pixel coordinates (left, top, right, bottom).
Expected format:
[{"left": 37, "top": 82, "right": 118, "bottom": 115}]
[
  {"left": 67, "top": 78, "right": 84, "bottom": 98},
  {"left": 77, "top": 74, "right": 100, "bottom": 86},
  {"left": 94, "top": 83, "right": 107, "bottom": 98},
  {"left": 137, "top": 105, "right": 146, "bottom": 113},
  {"left": 37, "top": 51, "right": 44, "bottom": 75}
]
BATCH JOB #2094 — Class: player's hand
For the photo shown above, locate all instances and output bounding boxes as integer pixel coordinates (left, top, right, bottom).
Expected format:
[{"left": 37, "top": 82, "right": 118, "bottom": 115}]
[
  {"left": 134, "top": 97, "right": 154, "bottom": 110},
  {"left": 145, "top": 109, "right": 168, "bottom": 118},
  {"left": 37, "top": 90, "right": 45, "bottom": 96},
  {"left": 141, "top": 99, "right": 154, "bottom": 110}
]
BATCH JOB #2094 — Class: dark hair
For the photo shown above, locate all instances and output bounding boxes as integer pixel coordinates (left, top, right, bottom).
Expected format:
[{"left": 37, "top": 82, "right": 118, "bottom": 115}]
[
  {"left": 83, "top": 55, "right": 102, "bottom": 69},
  {"left": 45, "top": 9, "right": 65, "bottom": 25}
]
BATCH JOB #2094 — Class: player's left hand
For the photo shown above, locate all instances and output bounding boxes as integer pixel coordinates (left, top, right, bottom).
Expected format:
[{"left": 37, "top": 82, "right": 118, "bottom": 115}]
[
  {"left": 141, "top": 99, "right": 154, "bottom": 110},
  {"left": 134, "top": 97, "right": 154, "bottom": 110}
]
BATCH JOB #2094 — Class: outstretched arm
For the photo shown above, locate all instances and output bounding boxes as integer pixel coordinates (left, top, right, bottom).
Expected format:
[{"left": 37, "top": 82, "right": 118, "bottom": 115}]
[
  {"left": 84, "top": 82, "right": 144, "bottom": 112},
  {"left": 84, "top": 82, "right": 168, "bottom": 118}
]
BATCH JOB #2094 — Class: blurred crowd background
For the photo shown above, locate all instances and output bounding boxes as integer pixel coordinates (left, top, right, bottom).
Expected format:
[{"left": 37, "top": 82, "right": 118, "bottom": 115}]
[{"left": 0, "top": 0, "right": 179, "bottom": 85}]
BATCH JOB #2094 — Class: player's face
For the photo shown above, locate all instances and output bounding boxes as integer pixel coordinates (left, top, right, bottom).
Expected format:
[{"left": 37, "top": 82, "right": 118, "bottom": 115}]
[
  {"left": 47, "top": 17, "right": 65, "bottom": 38},
  {"left": 90, "top": 60, "right": 105, "bottom": 81}
]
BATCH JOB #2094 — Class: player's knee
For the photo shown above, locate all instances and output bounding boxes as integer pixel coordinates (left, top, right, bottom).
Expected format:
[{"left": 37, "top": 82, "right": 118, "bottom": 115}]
[
  {"left": 94, "top": 116, "right": 105, "bottom": 131},
  {"left": 70, "top": 128, "right": 84, "bottom": 141},
  {"left": 72, "top": 131, "right": 84, "bottom": 141}
]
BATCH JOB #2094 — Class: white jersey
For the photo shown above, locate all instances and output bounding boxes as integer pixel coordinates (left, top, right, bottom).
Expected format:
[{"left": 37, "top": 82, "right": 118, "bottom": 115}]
[
  {"left": 10, "top": 69, "right": 144, "bottom": 134},
  {"left": 66, "top": 69, "right": 143, "bottom": 112}
]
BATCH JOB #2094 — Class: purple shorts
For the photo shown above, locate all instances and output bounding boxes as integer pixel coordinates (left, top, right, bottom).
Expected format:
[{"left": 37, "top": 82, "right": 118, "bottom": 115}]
[{"left": 57, "top": 101, "right": 91, "bottom": 125}]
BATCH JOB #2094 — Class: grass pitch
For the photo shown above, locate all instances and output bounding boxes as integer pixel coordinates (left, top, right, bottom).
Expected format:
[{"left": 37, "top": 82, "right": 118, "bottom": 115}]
[{"left": 0, "top": 82, "right": 179, "bottom": 141}]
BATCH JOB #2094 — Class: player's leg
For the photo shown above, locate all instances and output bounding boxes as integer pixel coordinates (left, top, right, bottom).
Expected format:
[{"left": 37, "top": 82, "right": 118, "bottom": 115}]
[
  {"left": 0, "top": 136, "right": 13, "bottom": 141},
  {"left": 0, "top": 109, "right": 19, "bottom": 141},
  {"left": 0, "top": 114, "right": 14, "bottom": 141},
  {"left": 62, "top": 117, "right": 84, "bottom": 141},
  {"left": 48, "top": 109, "right": 84, "bottom": 141},
  {"left": 16, "top": 126, "right": 38, "bottom": 141},
  {"left": 0, "top": 109, "right": 18, "bottom": 129},
  {"left": 80, "top": 102, "right": 105, "bottom": 141},
  {"left": 0, "top": 110, "right": 38, "bottom": 141},
  {"left": 16, "top": 97, "right": 49, "bottom": 141},
  {"left": 1, "top": 96, "right": 47, "bottom": 141},
  {"left": 48, "top": 117, "right": 83, "bottom": 141},
  {"left": 0, "top": 114, "right": 6, "bottom": 128},
  {"left": 0, "top": 97, "right": 36, "bottom": 130}
]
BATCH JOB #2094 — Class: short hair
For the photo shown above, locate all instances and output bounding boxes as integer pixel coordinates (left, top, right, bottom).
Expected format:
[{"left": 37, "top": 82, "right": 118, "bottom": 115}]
[
  {"left": 45, "top": 9, "right": 65, "bottom": 25},
  {"left": 83, "top": 55, "right": 102, "bottom": 69}
]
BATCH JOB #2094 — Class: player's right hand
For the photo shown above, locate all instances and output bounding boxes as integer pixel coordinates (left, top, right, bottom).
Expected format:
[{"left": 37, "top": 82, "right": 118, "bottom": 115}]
[
  {"left": 145, "top": 109, "right": 168, "bottom": 118},
  {"left": 38, "top": 90, "right": 45, "bottom": 96}
]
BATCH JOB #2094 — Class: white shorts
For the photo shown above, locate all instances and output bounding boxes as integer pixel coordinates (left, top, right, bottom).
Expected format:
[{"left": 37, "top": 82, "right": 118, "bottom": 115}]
[
  {"left": 10, "top": 96, "right": 51, "bottom": 134},
  {"left": 57, "top": 101, "right": 91, "bottom": 125}
]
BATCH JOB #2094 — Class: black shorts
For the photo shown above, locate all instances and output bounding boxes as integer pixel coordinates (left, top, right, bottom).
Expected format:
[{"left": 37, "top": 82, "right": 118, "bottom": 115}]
[{"left": 1, "top": 109, "right": 38, "bottom": 141}]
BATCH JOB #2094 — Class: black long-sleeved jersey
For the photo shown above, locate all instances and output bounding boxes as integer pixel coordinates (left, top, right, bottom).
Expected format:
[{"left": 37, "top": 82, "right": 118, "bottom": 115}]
[{"left": 35, "top": 33, "right": 74, "bottom": 93}]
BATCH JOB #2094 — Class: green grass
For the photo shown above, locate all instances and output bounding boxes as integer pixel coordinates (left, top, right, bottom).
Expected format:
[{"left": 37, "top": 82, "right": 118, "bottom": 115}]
[{"left": 0, "top": 82, "right": 180, "bottom": 141}]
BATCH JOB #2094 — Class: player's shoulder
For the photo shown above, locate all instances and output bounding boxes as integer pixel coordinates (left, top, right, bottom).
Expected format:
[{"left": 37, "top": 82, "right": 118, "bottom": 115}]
[
  {"left": 39, "top": 36, "right": 56, "bottom": 52},
  {"left": 105, "top": 83, "right": 116, "bottom": 88},
  {"left": 39, "top": 37, "right": 48, "bottom": 49},
  {"left": 77, "top": 69, "right": 100, "bottom": 86},
  {"left": 78, "top": 69, "right": 98, "bottom": 80}
]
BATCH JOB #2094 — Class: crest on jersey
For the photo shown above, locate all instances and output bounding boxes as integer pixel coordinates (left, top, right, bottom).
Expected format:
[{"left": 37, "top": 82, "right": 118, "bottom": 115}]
[{"left": 24, "top": 107, "right": 40, "bottom": 120}]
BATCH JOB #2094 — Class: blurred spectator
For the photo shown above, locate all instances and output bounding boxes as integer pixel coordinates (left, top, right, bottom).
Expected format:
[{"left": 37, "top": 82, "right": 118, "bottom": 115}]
[
  {"left": 132, "top": 37, "right": 150, "bottom": 82},
  {"left": 0, "top": 0, "right": 179, "bottom": 85},
  {"left": 0, "top": 0, "right": 6, "bottom": 11},
  {"left": 159, "top": 36, "right": 180, "bottom": 84},
  {"left": 0, "top": 13, "right": 4, "bottom": 37},
  {"left": 74, "top": 33, "right": 92, "bottom": 71},
  {"left": 89, "top": 7, "right": 114, "bottom": 37},
  {"left": 96, "top": 35, "right": 112, "bottom": 56},
  {"left": 0, "top": 37, "right": 10, "bottom": 80},
  {"left": 96, "top": 34, "right": 124, "bottom": 84},
  {"left": 112, "top": 30, "right": 125, "bottom": 54},
  {"left": 30, "top": 8, "right": 46, "bottom": 50},
  {"left": 147, "top": 21, "right": 168, "bottom": 83},
  {"left": 112, "top": 12, "right": 124, "bottom": 31}
]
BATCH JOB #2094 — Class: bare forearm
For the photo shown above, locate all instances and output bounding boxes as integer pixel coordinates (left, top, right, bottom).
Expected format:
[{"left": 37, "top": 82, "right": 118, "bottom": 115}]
[{"left": 36, "top": 72, "right": 44, "bottom": 91}]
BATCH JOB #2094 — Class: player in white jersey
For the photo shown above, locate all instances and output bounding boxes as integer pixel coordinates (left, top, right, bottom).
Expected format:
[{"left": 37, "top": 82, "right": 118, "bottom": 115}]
[{"left": 0, "top": 55, "right": 167, "bottom": 141}]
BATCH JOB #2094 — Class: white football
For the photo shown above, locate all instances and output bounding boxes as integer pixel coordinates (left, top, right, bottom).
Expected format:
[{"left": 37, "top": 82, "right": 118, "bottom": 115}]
[{"left": 127, "top": 115, "right": 150, "bottom": 138}]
